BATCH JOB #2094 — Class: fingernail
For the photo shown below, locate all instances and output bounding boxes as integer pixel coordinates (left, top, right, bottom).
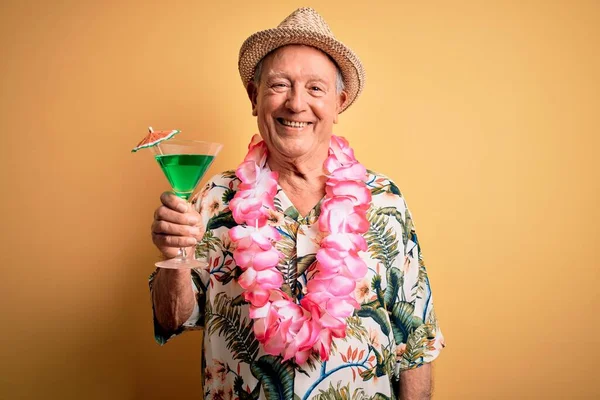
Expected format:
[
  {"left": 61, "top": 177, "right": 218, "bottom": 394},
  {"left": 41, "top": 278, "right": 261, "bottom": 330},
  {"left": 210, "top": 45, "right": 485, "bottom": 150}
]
[
  {"left": 190, "top": 227, "right": 200, "bottom": 235},
  {"left": 177, "top": 203, "right": 188, "bottom": 213},
  {"left": 187, "top": 238, "right": 197, "bottom": 246},
  {"left": 188, "top": 216, "right": 200, "bottom": 225}
]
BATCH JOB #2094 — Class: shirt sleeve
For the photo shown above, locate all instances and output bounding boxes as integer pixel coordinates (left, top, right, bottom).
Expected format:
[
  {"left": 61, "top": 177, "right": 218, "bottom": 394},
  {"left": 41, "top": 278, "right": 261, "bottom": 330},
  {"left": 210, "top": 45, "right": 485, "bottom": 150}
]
[
  {"left": 392, "top": 199, "right": 445, "bottom": 374},
  {"left": 148, "top": 269, "right": 206, "bottom": 345}
]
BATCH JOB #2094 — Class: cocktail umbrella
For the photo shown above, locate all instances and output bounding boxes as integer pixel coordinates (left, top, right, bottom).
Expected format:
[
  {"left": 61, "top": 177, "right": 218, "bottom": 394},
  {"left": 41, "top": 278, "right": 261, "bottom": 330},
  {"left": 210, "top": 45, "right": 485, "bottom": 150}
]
[{"left": 131, "top": 127, "right": 180, "bottom": 152}]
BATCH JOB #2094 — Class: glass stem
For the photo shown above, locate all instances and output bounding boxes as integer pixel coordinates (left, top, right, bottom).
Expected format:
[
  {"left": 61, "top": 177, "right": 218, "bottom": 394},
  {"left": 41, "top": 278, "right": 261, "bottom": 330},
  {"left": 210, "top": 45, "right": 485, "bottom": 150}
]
[
  {"left": 178, "top": 199, "right": 192, "bottom": 262},
  {"left": 179, "top": 247, "right": 188, "bottom": 260}
]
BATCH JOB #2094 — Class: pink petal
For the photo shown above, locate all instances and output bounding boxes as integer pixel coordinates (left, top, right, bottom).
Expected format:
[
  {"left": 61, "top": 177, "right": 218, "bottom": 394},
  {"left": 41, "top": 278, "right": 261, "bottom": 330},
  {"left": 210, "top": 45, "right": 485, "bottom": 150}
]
[
  {"left": 259, "top": 225, "right": 281, "bottom": 241},
  {"left": 244, "top": 136, "right": 266, "bottom": 164},
  {"left": 295, "top": 321, "right": 312, "bottom": 348},
  {"left": 320, "top": 197, "right": 354, "bottom": 233},
  {"left": 282, "top": 341, "right": 298, "bottom": 361},
  {"left": 347, "top": 212, "right": 370, "bottom": 233},
  {"left": 233, "top": 247, "right": 258, "bottom": 269},
  {"left": 236, "top": 161, "right": 260, "bottom": 183},
  {"left": 264, "top": 335, "right": 286, "bottom": 356},
  {"left": 329, "top": 276, "right": 355, "bottom": 296},
  {"left": 321, "top": 234, "right": 354, "bottom": 252},
  {"left": 314, "top": 329, "right": 332, "bottom": 360},
  {"left": 312, "top": 266, "right": 340, "bottom": 280},
  {"left": 342, "top": 254, "right": 368, "bottom": 280},
  {"left": 238, "top": 267, "right": 257, "bottom": 288},
  {"left": 294, "top": 349, "right": 312, "bottom": 364},
  {"left": 329, "top": 163, "right": 366, "bottom": 180},
  {"left": 245, "top": 288, "right": 270, "bottom": 307},
  {"left": 253, "top": 318, "right": 267, "bottom": 340},
  {"left": 326, "top": 297, "right": 356, "bottom": 318},
  {"left": 249, "top": 302, "right": 271, "bottom": 319},
  {"left": 318, "top": 313, "right": 347, "bottom": 333},
  {"left": 240, "top": 198, "right": 262, "bottom": 213},
  {"left": 229, "top": 225, "right": 252, "bottom": 241},
  {"left": 251, "top": 231, "right": 273, "bottom": 250},
  {"left": 303, "top": 291, "right": 333, "bottom": 305},
  {"left": 324, "top": 156, "right": 342, "bottom": 174},
  {"left": 316, "top": 248, "right": 344, "bottom": 270},
  {"left": 348, "top": 233, "right": 368, "bottom": 251},
  {"left": 255, "top": 268, "right": 284, "bottom": 289},
  {"left": 252, "top": 248, "right": 281, "bottom": 270},
  {"left": 306, "top": 278, "right": 330, "bottom": 294},
  {"left": 326, "top": 180, "right": 371, "bottom": 205}
]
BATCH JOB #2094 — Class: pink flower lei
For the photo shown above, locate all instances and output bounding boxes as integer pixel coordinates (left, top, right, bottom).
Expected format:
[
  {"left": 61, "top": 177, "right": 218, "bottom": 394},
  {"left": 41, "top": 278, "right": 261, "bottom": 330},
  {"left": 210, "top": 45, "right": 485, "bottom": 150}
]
[{"left": 228, "top": 134, "right": 371, "bottom": 364}]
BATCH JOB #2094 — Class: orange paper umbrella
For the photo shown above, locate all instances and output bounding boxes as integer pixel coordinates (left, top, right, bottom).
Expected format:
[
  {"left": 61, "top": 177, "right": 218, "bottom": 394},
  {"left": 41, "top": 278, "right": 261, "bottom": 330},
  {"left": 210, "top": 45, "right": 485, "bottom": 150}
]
[{"left": 131, "top": 127, "right": 180, "bottom": 152}]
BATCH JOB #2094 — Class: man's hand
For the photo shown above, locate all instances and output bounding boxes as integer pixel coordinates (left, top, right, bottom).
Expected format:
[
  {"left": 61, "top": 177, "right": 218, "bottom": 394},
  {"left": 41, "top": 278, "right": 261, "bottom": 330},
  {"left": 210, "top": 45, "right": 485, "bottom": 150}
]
[
  {"left": 399, "top": 363, "right": 433, "bottom": 400},
  {"left": 151, "top": 192, "right": 205, "bottom": 259},
  {"left": 151, "top": 192, "right": 205, "bottom": 333}
]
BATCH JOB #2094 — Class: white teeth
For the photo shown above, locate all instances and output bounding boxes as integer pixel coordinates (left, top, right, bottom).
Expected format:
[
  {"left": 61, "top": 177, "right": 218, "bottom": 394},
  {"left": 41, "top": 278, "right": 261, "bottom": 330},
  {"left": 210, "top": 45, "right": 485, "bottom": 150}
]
[{"left": 280, "top": 119, "right": 308, "bottom": 128}]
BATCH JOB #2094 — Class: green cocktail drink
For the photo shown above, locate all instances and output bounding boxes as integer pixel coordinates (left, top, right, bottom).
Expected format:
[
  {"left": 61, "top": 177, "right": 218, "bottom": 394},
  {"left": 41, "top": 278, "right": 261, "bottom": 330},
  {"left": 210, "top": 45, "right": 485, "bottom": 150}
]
[
  {"left": 155, "top": 154, "right": 215, "bottom": 200},
  {"left": 132, "top": 134, "right": 222, "bottom": 269}
]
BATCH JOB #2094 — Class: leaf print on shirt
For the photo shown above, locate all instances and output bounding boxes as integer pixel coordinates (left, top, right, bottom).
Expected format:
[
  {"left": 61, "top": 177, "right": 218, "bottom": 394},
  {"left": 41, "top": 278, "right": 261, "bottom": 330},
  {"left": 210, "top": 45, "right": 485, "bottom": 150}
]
[
  {"left": 390, "top": 302, "right": 422, "bottom": 346},
  {"left": 374, "top": 207, "right": 406, "bottom": 245},
  {"left": 343, "top": 316, "right": 369, "bottom": 342},
  {"left": 250, "top": 355, "right": 295, "bottom": 400},
  {"left": 399, "top": 324, "right": 429, "bottom": 368},
  {"left": 196, "top": 230, "right": 221, "bottom": 261},
  {"left": 276, "top": 222, "right": 299, "bottom": 297},
  {"left": 222, "top": 187, "right": 236, "bottom": 204},
  {"left": 206, "top": 293, "right": 259, "bottom": 364},
  {"left": 312, "top": 381, "right": 392, "bottom": 400},
  {"left": 365, "top": 208, "right": 399, "bottom": 270},
  {"left": 207, "top": 209, "right": 237, "bottom": 231}
]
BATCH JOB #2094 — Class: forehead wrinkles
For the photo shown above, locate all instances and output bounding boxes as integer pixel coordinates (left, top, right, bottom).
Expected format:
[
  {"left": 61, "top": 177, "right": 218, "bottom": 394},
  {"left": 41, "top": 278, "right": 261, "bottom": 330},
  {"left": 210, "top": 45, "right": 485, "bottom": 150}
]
[{"left": 262, "top": 46, "right": 338, "bottom": 83}]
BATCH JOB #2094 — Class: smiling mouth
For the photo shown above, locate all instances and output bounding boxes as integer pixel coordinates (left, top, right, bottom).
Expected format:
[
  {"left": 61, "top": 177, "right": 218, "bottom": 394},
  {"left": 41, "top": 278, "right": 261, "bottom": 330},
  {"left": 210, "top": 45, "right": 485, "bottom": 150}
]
[{"left": 277, "top": 118, "right": 312, "bottom": 128}]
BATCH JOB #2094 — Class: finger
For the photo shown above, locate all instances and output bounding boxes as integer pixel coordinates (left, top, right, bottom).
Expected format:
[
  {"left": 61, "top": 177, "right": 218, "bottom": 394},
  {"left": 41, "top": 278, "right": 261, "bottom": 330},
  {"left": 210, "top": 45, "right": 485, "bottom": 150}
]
[
  {"left": 152, "top": 233, "right": 197, "bottom": 248},
  {"left": 160, "top": 192, "right": 188, "bottom": 213},
  {"left": 152, "top": 220, "right": 201, "bottom": 237},
  {"left": 155, "top": 206, "right": 199, "bottom": 226}
]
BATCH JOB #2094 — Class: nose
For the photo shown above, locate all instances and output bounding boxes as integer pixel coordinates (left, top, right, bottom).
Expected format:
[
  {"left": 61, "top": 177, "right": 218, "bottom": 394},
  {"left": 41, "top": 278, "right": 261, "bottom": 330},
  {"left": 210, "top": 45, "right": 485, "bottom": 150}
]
[{"left": 285, "top": 85, "right": 307, "bottom": 113}]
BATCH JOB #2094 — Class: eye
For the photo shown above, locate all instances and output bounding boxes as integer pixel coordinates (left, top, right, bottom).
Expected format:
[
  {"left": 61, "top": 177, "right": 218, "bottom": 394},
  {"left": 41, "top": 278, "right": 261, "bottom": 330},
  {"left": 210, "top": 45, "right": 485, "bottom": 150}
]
[
  {"left": 270, "top": 82, "right": 288, "bottom": 88},
  {"left": 310, "top": 86, "right": 322, "bottom": 92}
]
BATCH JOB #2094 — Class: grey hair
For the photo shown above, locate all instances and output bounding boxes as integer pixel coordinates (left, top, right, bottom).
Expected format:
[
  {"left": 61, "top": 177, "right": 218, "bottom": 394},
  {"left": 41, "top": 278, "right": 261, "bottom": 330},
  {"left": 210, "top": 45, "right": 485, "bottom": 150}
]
[{"left": 253, "top": 57, "right": 346, "bottom": 94}]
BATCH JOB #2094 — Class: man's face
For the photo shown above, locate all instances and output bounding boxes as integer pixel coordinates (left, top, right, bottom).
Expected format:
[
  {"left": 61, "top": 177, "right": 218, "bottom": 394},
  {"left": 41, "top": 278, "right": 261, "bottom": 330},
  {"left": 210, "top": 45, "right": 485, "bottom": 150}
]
[{"left": 248, "top": 45, "right": 347, "bottom": 161}]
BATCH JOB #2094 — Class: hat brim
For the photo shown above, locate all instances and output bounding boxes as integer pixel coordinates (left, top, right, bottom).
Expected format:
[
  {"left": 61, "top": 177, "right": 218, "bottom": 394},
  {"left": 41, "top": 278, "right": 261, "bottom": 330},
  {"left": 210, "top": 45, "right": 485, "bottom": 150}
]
[{"left": 238, "top": 27, "right": 365, "bottom": 113}]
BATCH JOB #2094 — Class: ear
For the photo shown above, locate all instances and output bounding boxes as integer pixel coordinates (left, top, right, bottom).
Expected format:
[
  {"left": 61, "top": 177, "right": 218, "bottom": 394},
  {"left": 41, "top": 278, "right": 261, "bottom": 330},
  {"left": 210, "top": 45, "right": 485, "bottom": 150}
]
[
  {"left": 333, "top": 90, "right": 348, "bottom": 124},
  {"left": 246, "top": 82, "right": 259, "bottom": 116}
]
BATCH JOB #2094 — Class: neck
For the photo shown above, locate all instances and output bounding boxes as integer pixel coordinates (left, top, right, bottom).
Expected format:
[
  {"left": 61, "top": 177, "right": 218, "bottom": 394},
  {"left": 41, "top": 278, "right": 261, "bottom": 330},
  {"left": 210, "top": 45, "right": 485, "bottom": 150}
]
[
  {"left": 266, "top": 145, "right": 329, "bottom": 215},
  {"left": 267, "top": 145, "right": 328, "bottom": 189}
]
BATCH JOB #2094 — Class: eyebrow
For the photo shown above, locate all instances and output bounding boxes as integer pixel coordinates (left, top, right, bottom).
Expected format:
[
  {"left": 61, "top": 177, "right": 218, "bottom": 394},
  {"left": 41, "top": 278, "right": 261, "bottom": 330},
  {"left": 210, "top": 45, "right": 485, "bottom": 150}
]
[{"left": 264, "top": 72, "right": 332, "bottom": 85}]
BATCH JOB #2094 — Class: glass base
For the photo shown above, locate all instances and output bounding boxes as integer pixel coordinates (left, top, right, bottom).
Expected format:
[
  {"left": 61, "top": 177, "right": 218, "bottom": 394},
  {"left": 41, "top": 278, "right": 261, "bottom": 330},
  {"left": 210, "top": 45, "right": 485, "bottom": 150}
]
[{"left": 155, "top": 258, "right": 208, "bottom": 269}]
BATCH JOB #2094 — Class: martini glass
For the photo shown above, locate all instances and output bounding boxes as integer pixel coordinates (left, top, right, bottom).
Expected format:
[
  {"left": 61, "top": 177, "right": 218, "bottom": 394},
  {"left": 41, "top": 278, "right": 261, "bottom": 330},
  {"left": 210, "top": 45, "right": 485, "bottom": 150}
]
[{"left": 151, "top": 139, "right": 222, "bottom": 269}]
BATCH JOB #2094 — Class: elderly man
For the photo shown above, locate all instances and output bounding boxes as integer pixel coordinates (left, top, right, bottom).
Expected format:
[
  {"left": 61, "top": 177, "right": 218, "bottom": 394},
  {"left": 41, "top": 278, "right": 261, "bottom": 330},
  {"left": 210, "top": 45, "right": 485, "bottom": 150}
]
[{"left": 149, "top": 7, "right": 444, "bottom": 400}]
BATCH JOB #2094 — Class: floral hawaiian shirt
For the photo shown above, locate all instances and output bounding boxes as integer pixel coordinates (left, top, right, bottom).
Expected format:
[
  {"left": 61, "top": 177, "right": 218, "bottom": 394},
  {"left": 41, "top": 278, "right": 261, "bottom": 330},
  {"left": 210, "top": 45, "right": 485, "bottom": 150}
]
[{"left": 149, "top": 167, "right": 445, "bottom": 400}]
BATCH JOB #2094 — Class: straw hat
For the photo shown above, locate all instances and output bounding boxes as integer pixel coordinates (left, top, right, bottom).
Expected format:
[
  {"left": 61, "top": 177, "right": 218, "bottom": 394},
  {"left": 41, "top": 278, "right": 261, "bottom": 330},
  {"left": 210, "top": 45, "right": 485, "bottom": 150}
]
[{"left": 238, "top": 7, "right": 365, "bottom": 113}]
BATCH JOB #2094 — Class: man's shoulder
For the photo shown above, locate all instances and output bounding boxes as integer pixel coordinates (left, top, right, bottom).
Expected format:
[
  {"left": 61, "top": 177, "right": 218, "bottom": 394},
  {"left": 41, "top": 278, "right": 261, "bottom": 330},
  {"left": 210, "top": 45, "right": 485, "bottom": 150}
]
[{"left": 365, "top": 169, "right": 407, "bottom": 203}]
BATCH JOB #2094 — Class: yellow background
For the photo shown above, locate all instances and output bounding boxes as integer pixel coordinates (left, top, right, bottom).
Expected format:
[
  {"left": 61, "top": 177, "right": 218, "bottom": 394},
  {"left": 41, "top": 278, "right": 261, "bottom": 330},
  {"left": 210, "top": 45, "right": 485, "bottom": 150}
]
[{"left": 1, "top": 0, "right": 598, "bottom": 399}]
